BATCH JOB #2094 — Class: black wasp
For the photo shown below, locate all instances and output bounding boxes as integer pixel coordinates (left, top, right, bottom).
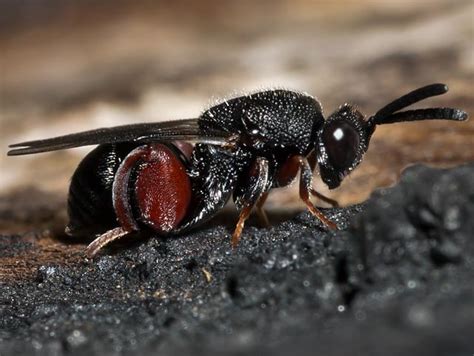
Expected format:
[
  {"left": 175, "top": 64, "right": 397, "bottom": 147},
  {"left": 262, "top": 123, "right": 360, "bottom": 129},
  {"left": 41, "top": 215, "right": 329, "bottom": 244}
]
[{"left": 8, "top": 83, "right": 468, "bottom": 257}]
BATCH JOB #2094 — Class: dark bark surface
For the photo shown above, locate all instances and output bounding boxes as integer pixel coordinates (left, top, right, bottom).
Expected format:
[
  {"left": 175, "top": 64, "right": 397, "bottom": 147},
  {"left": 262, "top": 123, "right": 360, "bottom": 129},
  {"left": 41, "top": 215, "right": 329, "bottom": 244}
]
[
  {"left": 1, "top": 0, "right": 473, "bottom": 207},
  {"left": 1, "top": 163, "right": 473, "bottom": 355}
]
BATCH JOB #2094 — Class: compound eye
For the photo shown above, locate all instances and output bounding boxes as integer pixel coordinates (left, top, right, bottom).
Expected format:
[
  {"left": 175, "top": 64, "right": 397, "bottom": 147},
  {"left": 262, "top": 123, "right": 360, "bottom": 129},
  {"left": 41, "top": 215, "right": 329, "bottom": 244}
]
[{"left": 322, "top": 121, "right": 360, "bottom": 169}]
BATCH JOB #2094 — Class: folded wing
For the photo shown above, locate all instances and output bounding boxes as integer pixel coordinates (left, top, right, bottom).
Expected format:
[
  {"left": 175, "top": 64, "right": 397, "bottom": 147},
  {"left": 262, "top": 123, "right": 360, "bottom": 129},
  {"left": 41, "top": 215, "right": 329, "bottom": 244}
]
[{"left": 8, "top": 118, "right": 231, "bottom": 156}]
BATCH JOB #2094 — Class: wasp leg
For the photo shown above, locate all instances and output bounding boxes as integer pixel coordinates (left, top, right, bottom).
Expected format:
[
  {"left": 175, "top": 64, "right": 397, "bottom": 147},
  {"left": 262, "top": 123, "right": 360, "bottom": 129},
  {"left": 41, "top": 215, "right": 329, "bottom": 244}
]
[
  {"left": 256, "top": 192, "right": 270, "bottom": 227},
  {"left": 309, "top": 188, "right": 340, "bottom": 207},
  {"left": 232, "top": 205, "right": 254, "bottom": 248},
  {"left": 297, "top": 156, "right": 338, "bottom": 230},
  {"left": 86, "top": 227, "right": 130, "bottom": 258},
  {"left": 232, "top": 157, "right": 270, "bottom": 248}
]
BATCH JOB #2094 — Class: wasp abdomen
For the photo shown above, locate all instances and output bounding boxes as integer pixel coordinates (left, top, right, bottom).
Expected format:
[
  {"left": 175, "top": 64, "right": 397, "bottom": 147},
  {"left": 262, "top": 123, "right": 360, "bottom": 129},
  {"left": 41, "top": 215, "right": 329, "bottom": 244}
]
[{"left": 66, "top": 143, "right": 138, "bottom": 236}]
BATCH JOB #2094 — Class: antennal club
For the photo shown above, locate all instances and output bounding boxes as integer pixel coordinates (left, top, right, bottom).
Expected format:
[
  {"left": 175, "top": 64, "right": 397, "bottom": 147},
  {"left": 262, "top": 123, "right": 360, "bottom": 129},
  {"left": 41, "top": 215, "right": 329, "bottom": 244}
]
[
  {"left": 375, "top": 108, "right": 467, "bottom": 125},
  {"left": 368, "top": 83, "right": 468, "bottom": 127}
]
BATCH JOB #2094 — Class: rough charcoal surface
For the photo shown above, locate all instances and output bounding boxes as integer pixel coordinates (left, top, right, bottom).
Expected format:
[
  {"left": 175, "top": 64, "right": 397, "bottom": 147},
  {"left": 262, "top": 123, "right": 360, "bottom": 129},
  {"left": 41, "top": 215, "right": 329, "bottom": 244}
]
[{"left": 0, "top": 163, "right": 473, "bottom": 356}]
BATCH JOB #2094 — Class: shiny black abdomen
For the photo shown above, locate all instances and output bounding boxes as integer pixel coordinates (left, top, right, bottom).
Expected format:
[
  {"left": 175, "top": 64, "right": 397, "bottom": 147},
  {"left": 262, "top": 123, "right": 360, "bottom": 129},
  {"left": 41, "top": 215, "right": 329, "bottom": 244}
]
[{"left": 66, "top": 143, "right": 138, "bottom": 236}]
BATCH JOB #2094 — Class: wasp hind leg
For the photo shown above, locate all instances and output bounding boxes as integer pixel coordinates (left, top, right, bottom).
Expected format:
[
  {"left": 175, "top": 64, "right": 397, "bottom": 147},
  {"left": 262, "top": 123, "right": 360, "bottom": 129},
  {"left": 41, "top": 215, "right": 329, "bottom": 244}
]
[{"left": 86, "top": 227, "right": 131, "bottom": 258}]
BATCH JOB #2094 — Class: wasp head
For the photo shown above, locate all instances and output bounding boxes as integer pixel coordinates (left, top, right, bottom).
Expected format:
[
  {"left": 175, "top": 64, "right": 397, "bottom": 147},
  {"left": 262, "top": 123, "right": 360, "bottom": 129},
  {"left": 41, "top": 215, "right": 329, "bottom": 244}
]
[
  {"left": 317, "top": 104, "right": 372, "bottom": 189},
  {"left": 316, "top": 83, "right": 467, "bottom": 190}
]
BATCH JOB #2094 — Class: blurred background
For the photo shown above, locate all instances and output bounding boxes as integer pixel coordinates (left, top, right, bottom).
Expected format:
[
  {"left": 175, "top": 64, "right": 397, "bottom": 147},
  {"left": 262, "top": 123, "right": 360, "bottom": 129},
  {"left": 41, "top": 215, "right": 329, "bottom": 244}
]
[{"left": 0, "top": 0, "right": 473, "bottom": 218}]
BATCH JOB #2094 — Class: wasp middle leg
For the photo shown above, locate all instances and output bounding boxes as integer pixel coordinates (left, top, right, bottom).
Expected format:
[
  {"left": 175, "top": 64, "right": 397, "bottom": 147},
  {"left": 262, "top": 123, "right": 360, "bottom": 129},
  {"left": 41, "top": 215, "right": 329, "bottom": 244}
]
[{"left": 232, "top": 157, "right": 271, "bottom": 248}]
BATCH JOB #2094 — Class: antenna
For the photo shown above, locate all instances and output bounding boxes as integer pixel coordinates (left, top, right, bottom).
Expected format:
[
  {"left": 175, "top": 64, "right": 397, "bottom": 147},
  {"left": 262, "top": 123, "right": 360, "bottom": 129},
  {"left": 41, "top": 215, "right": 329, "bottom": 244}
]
[{"left": 368, "top": 83, "right": 467, "bottom": 127}]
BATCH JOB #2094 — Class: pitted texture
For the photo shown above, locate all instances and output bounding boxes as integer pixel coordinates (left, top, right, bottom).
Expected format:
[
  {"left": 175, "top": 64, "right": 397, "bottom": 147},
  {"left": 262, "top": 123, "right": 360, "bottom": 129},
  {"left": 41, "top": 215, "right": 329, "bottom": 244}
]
[{"left": 201, "top": 90, "right": 324, "bottom": 156}]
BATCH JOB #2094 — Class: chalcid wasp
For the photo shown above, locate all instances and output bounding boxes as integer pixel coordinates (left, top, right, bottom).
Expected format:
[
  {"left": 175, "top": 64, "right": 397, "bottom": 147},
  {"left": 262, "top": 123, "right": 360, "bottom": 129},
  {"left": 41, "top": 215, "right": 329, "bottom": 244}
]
[{"left": 8, "top": 83, "right": 468, "bottom": 256}]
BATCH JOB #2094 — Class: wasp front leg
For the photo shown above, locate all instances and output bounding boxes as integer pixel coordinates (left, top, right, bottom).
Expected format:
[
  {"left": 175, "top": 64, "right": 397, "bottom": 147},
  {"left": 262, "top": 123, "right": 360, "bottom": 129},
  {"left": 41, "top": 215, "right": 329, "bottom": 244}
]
[
  {"left": 306, "top": 150, "right": 340, "bottom": 207},
  {"left": 297, "top": 156, "right": 338, "bottom": 229},
  {"left": 255, "top": 192, "right": 270, "bottom": 227},
  {"left": 276, "top": 153, "right": 338, "bottom": 228},
  {"left": 309, "top": 188, "right": 340, "bottom": 208}
]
